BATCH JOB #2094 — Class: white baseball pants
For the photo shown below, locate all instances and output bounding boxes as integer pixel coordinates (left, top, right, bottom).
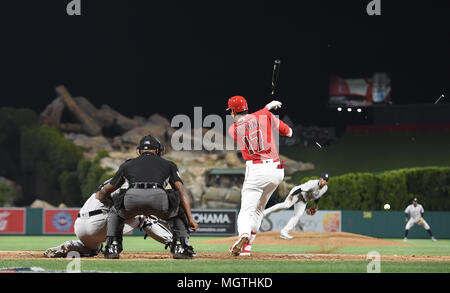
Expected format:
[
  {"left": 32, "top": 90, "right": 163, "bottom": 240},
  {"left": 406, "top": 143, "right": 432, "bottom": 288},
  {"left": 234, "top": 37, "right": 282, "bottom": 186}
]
[
  {"left": 238, "top": 160, "right": 284, "bottom": 238},
  {"left": 263, "top": 194, "right": 306, "bottom": 233},
  {"left": 56, "top": 214, "right": 139, "bottom": 256}
]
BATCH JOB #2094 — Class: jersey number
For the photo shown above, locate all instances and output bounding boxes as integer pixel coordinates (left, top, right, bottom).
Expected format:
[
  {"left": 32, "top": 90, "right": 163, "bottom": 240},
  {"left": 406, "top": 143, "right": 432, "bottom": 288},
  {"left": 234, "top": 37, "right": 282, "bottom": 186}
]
[{"left": 243, "top": 130, "right": 265, "bottom": 155}]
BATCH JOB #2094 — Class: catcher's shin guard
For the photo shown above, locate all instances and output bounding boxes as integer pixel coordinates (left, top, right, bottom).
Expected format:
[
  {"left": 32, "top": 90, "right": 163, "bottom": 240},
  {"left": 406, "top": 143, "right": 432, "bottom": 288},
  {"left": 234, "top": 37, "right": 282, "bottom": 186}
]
[
  {"left": 142, "top": 216, "right": 173, "bottom": 245},
  {"left": 103, "top": 236, "right": 122, "bottom": 259}
]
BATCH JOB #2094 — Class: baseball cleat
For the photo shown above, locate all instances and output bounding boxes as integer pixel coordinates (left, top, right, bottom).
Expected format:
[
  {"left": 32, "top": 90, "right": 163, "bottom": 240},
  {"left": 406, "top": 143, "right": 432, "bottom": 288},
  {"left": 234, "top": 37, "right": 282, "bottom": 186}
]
[
  {"left": 230, "top": 234, "right": 249, "bottom": 256},
  {"left": 239, "top": 243, "right": 252, "bottom": 256},
  {"left": 172, "top": 238, "right": 195, "bottom": 259},
  {"left": 403, "top": 237, "right": 408, "bottom": 242},
  {"left": 280, "top": 231, "right": 293, "bottom": 240},
  {"left": 103, "top": 241, "right": 121, "bottom": 259},
  {"left": 431, "top": 237, "right": 437, "bottom": 242},
  {"left": 43, "top": 244, "right": 69, "bottom": 258}
]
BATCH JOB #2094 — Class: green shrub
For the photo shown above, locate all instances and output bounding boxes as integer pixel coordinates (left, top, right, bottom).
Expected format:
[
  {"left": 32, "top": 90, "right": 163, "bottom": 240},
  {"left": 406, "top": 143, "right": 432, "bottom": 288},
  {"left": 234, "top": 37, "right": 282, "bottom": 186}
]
[
  {"left": 0, "top": 181, "right": 21, "bottom": 206},
  {"left": 0, "top": 108, "right": 39, "bottom": 177},
  {"left": 77, "top": 152, "right": 114, "bottom": 201},
  {"left": 20, "top": 125, "right": 84, "bottom": 205},
  {"left": 298, "top": 167, "right": 450, "bottom": 211}
]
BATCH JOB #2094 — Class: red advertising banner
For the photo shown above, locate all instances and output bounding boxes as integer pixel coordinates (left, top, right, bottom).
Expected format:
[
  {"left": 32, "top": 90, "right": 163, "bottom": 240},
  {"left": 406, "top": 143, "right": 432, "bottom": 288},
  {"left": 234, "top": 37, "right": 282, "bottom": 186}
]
[
  {"left": 43, "top": 209, "right": 79, "bottom": 234},
  {"left": 0, "top": 208, "right": 26, "bottom": 234}
]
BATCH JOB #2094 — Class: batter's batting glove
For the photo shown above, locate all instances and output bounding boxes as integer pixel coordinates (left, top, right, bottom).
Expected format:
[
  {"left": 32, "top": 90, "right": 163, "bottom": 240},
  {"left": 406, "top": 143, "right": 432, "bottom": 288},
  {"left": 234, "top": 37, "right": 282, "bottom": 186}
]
[{"left": 265, "top": 100, "right": 282, "bottom": 110}]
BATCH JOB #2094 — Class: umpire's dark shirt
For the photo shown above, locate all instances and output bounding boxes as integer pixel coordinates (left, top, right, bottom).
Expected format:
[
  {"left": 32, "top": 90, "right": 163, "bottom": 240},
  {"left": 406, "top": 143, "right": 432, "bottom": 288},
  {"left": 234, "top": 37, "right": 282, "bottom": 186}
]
[{"left": 109, "top": 152, "right": 182, "bottom": 189}]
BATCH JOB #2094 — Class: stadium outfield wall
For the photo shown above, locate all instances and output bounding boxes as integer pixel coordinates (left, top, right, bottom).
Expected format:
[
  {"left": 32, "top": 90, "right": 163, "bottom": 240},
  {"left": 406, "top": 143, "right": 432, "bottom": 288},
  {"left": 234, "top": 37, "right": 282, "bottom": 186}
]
[{"left": 0, "top": 208, "right": 449, "bottom": 239}]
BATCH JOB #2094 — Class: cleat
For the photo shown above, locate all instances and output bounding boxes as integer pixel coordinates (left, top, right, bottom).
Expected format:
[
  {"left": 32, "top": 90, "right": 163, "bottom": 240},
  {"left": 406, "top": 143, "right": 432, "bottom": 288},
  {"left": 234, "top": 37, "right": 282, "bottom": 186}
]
[
  {"left": 103, "top": 239, "right": 121, "bottom": 259},
  {"left": 280, "top": 231, "right": 293, "bottom": 240},
  {"left": 432, "top": 237, "right": 437, "bottom": 242},
  {"left": 172, "top": 238, "right": 195, "bottom": 259},
  {"left": 403, "top": 237, "right": 408, "bottom": 242},
  {"left": 230, "top": 234, "right": 249, "bottom": 256},
  {"left": 43, "top": 244, "right": 69, "bottom": 258},
  {"left": 239, "top": 243, "right": 252, "bottom": 256}
]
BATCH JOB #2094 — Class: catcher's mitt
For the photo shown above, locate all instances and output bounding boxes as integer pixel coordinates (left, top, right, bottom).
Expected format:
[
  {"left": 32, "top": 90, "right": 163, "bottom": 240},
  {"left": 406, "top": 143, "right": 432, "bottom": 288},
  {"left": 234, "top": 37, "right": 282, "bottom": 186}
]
[{"left": 306, "top": 207, "right": 317, "bottom": 216}]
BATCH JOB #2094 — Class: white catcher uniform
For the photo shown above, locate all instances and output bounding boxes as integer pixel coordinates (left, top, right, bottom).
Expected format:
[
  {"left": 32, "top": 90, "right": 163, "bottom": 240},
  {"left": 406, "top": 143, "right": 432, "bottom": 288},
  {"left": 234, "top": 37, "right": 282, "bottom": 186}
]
[
  {"left": 405, "top": 204, "right": 430, "bottom": 230},
  {"left": 263, "top": 179, "right": 328, "bottom": 236},
  {"left": 44, "top": 181, "right": 173, "bottom": 257}
]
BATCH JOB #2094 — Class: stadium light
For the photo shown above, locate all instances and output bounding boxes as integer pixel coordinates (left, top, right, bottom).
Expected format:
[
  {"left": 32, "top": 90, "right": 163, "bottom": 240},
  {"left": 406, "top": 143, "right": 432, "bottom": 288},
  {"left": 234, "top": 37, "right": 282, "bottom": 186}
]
[
  {"left": 337, "top": 107, "right": 342, "bottom": 112},
  {"left": 357, "top": 108, "right": 362, "bottom": 113},
  {"left": 347, "top": 108, "right": 352, "bottom": 112}
]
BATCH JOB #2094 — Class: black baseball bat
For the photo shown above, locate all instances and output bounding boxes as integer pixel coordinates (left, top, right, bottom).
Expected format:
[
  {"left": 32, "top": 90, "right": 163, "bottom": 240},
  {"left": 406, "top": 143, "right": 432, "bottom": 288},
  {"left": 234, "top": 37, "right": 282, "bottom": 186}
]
[{"left": 271, "top": 59, "right": 281, "bottom": 96}]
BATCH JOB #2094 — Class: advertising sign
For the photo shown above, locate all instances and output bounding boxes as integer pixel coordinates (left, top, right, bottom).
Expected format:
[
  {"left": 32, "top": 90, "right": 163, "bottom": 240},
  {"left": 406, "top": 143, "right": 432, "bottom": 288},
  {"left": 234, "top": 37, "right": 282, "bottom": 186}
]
[
  {"left": 191, "top": 209, "right": 237, "bottom": 236},
  {"left": 0, "top": 208, "right": 26, "bottom": 234},
  {"left": 260, "top": 210, "right": 341, "bottom": 232},
  {"left": 43, "top": 208, "right": 79, "bottom": 234}
]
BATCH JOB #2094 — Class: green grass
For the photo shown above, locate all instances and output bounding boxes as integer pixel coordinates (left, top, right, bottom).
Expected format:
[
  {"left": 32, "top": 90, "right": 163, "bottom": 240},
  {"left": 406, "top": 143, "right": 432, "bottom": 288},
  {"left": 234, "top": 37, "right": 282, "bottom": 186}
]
[
  {"left": 1, "top": 236, "right": 449, "bottom": 273},
  {"left": 280, "top": 131, "right": 450, "bottom": 181},
  {"left": 0, "top": 259, "right": 449, "bottom": 273}
]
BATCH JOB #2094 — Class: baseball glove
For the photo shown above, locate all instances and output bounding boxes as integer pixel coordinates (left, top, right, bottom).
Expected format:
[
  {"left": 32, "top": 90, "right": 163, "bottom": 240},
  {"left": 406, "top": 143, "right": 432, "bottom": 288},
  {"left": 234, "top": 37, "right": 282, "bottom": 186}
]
[{"left": 306, "top": 207, "right": 317, "bottom": 216}]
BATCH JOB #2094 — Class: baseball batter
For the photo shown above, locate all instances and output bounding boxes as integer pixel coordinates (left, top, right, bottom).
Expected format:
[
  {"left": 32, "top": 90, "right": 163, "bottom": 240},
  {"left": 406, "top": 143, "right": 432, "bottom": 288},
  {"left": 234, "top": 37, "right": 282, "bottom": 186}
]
[
  {"left": 227, "top": 96, "right": 292, "bottom": 256},
  {"left": 44, "top": 179, "right": 173, "bottom": 258},
  {"left": 263, "top": 173, "right": 329, "bottom": 239},
  {"left": 403, "top": 198, "right": 437, "bottom": 242}
]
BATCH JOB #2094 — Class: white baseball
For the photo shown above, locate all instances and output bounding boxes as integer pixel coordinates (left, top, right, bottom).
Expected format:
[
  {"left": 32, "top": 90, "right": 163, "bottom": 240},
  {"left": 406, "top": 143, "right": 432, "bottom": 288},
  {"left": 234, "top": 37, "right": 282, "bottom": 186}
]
[{"left": 383, "top": 203, "right": 391, "bottom": 210}]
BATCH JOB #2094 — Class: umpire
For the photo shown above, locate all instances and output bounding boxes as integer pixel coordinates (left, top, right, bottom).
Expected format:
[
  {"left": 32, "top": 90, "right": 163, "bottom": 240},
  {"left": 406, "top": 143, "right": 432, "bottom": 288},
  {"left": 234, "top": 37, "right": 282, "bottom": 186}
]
[{"left": 95, "top": 135, "right": 199, "bottom": 259}]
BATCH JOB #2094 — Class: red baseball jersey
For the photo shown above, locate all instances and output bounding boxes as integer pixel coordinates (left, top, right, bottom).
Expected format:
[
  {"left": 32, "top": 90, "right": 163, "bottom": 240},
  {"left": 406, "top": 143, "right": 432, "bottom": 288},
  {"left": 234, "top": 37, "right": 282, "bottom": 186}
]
[{"left": 228, "top": 107, "right": 291, "bottom": 161}]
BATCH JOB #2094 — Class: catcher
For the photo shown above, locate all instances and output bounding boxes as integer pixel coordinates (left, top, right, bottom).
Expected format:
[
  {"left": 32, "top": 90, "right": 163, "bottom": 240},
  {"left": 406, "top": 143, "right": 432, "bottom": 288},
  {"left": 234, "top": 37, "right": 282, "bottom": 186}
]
[
  {"left": 44, "top": 179, "right": 174, "bottom": 258},
  {"left": 403, "top": 198, "right": 437, "bottom": 242},
  {"left": 263, "top": 173, "right": 329, "bottom": 239}
]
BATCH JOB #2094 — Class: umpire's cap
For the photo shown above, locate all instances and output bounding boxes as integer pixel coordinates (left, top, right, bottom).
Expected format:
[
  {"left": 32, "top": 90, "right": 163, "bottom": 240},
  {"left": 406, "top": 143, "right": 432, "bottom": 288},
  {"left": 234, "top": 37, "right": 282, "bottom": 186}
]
[
  {"left": 413, "top": 197, "right": 418, "bottom": 202},
  {"left": 320, "top": 173, "right": 330, "bottom": 182},
  {"left": 137, "top": 135, "right": 164, "bottom": 156}
]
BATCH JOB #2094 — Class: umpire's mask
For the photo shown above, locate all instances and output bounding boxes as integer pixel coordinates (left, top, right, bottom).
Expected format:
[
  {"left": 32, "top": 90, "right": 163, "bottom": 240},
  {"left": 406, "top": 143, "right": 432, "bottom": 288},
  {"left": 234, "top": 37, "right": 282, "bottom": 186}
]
[{"left": 137, "top": 135, "right": 165, "bottom": 156}]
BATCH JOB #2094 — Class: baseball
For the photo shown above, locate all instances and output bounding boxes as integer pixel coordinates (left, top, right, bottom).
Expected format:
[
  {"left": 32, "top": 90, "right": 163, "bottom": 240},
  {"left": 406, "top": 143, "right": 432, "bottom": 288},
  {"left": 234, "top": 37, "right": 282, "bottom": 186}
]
[{"left": 384, "top": 203, "right": 391, "bottom": 210}]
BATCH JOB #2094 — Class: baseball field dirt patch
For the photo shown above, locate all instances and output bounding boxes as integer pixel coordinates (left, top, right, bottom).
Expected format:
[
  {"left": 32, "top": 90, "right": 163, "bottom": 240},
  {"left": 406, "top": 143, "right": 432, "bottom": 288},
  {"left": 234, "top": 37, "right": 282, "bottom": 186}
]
[
  {"left": 2, "top": 232, "right": 447, "bottom": 262},
  {"left": 199, "top": 231, "right": 412, "bottom": 247},
  {"left": 1, "top": 250, "right": 450, "bottom": 262}
]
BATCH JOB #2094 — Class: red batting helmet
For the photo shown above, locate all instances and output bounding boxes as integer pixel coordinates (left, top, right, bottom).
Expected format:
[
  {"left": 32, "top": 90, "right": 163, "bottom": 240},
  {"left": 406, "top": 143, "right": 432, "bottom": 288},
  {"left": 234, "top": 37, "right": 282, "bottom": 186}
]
[{"left": 226, "top": 96, "right": 248, "bottom": 112}]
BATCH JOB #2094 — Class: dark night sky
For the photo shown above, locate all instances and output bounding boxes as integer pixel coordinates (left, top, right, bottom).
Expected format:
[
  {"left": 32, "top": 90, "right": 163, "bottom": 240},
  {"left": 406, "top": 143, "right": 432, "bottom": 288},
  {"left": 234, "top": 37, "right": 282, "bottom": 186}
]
[{"left": 0, "top": 0, "right": 449, "bottom": 125}]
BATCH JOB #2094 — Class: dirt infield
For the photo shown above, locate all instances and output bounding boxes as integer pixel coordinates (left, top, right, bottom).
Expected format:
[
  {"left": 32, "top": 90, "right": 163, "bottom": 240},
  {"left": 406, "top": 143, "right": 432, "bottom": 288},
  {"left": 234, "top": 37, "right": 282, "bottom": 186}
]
[
  {"left": 1, "top": 232, "right": 449, "bottom": 262},
  {"left": 199, "top": 232, "right": 413, "bottom": 247},
  {"left": 1, "top": 250, "right": 450, "bottom": 262}
]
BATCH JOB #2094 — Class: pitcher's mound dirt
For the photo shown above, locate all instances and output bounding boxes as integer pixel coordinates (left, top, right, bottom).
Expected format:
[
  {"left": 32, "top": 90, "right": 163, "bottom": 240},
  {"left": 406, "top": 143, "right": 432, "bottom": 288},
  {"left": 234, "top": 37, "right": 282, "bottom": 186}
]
[{"left": 199, "top": 231, "right": 412, "bottom": 247}]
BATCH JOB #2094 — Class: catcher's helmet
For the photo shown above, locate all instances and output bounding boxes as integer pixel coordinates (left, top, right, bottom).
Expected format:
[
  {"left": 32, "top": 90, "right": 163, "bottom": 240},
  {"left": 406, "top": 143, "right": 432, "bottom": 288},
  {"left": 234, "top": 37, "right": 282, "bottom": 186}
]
[
  {"left": 320, "top": 172, "right": 330, "bottom": 182},
  {"left": 226, "top": 96, "right": 248, "bottom": 113},
  {"left": 137, "top": 135, "right": 164, "bottom": 156}
]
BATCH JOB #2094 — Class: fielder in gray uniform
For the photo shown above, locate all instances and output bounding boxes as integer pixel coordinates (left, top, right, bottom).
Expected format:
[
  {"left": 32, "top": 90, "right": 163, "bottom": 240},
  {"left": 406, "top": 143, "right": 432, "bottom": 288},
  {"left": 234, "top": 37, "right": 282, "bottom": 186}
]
[
  {"left": 403, "top": 197, "right": 437, "bottom": 242},
  {"left": 44, "top": 179, "right": 173, "bottom": 258},
  {"left": 263, "top": 173, "right": 329, "bottom": 239}
]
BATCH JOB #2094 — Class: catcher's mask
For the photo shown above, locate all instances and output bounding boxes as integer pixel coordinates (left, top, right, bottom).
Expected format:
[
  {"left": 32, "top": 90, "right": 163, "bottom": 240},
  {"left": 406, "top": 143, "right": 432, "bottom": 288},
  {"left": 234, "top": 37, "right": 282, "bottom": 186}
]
[{"left": 137, "top": 135, "right": 164, "bottom": 156}]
